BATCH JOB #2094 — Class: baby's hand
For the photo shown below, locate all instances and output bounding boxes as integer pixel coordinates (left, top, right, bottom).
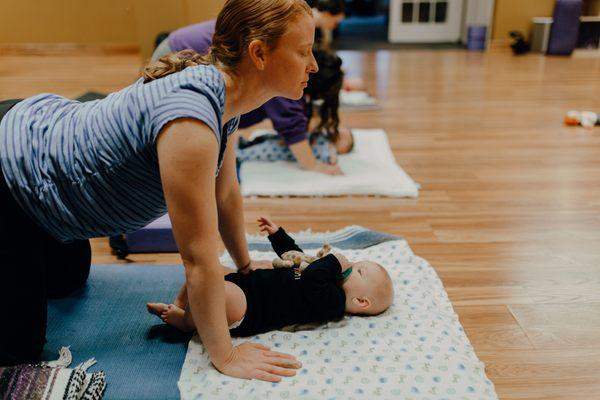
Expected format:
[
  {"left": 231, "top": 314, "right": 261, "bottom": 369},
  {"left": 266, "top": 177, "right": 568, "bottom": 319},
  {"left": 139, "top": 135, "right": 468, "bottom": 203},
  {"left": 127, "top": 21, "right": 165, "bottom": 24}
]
[{"left": 257, "top": 216, "right": 279, "bottom": 236}]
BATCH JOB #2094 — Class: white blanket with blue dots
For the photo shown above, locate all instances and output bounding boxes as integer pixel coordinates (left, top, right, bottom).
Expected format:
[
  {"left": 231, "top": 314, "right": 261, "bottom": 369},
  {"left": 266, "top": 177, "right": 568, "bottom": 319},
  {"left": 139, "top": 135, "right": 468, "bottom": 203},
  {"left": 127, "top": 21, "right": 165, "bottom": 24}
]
[{"left": 178, "top": 234, "right": 497, "bottom": 399}]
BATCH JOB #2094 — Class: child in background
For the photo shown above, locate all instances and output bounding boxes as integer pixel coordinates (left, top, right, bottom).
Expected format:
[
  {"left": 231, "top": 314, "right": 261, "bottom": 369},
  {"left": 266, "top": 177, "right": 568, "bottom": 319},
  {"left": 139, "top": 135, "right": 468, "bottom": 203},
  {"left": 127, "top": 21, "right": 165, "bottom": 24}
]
[
  {"left": 236, "top": 128, "right": 354, "bottom": 166},
  {"left": 148, "top": 217, "right": 394, "bottom": 337},
  {"left": 236, "top": 47, "right": 353, "bottom": 167}
]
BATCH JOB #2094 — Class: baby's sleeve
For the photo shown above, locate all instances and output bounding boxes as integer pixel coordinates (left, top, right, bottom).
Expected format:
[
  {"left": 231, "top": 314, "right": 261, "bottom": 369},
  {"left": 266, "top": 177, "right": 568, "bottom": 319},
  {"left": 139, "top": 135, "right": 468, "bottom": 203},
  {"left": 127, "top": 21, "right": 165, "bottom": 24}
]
[
  {"left": 264, "top": 98, "right": 309, "bottom": 146},
  {"left": 301, "top": 255, "right": 346, "bottom": 318},
  {"left": 268, "top": 227, "right": 303, "bottom": 257}
]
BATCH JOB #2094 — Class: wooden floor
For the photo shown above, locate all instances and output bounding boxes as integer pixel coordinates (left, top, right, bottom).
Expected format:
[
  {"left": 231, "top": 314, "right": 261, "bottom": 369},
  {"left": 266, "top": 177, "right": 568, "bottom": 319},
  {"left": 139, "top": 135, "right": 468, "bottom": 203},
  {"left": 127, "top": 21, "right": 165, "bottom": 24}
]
[{"left": 1, "top": 49, "right": 599, "bottom": 399}]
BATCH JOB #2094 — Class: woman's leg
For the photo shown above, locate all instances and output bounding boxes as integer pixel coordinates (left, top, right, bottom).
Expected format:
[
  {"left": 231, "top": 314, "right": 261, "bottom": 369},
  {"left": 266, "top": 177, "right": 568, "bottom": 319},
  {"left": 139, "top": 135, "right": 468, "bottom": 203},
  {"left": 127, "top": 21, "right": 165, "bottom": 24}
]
[
  {"left": 0, "top": 173, "right": 48, "bottom": 366},
  {"left": 45, "top": 238, "right": 91, "bottom": 299}
]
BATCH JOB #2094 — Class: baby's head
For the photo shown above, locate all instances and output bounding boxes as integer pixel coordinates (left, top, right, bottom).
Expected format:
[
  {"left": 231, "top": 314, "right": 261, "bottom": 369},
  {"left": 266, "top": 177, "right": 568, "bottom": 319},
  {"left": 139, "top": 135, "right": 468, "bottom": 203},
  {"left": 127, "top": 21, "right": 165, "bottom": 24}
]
[{"left": 341, "top": 260, "right": 394, "bottom": 316}]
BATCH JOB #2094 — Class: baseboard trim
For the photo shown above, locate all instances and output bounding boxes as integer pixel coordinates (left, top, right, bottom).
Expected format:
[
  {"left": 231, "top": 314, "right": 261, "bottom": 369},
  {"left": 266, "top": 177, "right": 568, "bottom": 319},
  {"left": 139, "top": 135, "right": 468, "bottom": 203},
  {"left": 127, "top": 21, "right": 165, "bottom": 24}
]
[{"left": 0, "top": 43, "right": 139, "bottom": 56}]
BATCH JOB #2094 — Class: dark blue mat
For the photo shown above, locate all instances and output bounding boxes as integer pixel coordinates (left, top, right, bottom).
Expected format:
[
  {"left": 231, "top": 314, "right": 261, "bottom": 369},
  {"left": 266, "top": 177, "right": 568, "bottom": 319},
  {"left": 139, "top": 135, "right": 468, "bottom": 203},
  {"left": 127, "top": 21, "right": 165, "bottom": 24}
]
[{"left": 44, "top": 264, "right": 189, "bottom": 400}]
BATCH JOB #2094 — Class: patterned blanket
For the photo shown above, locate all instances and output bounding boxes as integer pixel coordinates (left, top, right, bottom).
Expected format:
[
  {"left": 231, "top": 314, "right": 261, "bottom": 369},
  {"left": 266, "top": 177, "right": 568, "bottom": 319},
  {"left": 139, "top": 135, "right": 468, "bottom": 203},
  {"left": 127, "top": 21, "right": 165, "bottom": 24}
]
[
  {"left": 0, "top": 347, "right": 105, "bottom": 400},
  {"left": 179, "top": 226, "right": 498, "bottom": 399}
]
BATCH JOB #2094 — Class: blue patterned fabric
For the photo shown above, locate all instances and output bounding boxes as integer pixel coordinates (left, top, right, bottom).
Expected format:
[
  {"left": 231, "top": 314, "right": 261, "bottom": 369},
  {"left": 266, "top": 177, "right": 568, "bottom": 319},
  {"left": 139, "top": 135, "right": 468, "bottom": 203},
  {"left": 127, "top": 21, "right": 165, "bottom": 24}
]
[{"left": 237, "top": 134, "right": 334, "bottom": 164}]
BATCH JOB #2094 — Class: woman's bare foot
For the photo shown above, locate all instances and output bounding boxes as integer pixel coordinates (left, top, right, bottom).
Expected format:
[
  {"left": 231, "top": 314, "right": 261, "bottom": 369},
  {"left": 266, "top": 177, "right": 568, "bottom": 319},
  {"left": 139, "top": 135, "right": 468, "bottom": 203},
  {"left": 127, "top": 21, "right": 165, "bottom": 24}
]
[{"left": 146, "top": 302, "right": 195, "bottom": 332}]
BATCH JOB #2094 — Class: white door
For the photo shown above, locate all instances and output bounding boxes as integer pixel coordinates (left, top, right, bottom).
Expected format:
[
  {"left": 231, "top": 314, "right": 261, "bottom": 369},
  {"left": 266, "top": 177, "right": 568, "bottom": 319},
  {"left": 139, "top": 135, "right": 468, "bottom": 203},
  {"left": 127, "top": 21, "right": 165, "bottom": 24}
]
[{"left": 388, "top": 0, "right": 464, "bottom": 43}]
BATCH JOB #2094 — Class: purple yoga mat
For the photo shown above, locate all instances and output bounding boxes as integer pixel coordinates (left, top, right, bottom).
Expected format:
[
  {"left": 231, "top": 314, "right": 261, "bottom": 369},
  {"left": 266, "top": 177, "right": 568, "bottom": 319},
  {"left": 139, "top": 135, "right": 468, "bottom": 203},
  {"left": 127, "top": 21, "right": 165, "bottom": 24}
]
[{"left": 547, "top": 0, "right": 583, "bottom": 55}]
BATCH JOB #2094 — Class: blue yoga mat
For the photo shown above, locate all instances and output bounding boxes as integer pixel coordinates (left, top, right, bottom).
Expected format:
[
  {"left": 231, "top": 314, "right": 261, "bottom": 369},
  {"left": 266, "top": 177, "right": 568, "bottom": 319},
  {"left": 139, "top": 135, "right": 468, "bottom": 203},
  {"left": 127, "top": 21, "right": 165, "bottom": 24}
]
[{"left": 44, "top": 264, "right": 189, "bottom": 400}]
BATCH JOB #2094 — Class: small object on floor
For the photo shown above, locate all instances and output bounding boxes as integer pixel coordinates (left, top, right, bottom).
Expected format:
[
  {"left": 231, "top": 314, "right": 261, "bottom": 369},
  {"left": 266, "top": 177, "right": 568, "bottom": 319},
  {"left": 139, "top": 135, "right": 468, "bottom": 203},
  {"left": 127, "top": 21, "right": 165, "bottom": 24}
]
[
  {"left": 468, "top": 25, "right": 488, "bottom": 51},
  {"left": 0, "top": 347, "right": 106, "bottom": 400},
  {"left": 509, "top": 31, "right": 530, "bottom": 55},
  {"left": 564, "top": 110, "right": 599, "bottom": 128},
  {"left": 339, "top": 89, "right": 378, "bottom": 109}
]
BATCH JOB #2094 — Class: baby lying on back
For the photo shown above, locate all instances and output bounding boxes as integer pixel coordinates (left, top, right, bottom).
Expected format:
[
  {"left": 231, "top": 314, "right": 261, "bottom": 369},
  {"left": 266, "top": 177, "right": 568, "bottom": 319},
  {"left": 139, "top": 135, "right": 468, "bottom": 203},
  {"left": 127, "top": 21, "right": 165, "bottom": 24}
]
[{"left": 148, "top": 216, "right": 394, "bottom": 336}]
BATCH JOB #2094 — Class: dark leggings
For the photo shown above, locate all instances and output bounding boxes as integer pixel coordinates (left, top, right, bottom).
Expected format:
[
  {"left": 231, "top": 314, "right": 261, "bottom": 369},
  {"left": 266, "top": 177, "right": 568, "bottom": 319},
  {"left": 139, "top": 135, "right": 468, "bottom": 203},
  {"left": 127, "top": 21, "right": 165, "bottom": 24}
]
[{"left": 0, "top": 99, "right": 91, "bottom": 366}]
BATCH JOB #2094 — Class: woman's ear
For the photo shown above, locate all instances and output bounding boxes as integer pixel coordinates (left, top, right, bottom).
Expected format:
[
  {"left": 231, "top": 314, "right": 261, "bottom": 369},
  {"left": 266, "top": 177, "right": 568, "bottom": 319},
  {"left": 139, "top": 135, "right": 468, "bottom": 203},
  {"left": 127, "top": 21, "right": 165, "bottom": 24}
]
[{"left": 247, "top": 39, "right": 268, "bottom": 71}]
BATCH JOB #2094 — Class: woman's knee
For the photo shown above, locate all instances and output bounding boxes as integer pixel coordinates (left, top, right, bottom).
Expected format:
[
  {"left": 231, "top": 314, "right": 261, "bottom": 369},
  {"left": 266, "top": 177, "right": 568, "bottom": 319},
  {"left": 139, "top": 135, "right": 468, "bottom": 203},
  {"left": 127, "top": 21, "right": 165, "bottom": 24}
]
[{"left": 46, "top": 239, "right": 91, "bottom": 298}]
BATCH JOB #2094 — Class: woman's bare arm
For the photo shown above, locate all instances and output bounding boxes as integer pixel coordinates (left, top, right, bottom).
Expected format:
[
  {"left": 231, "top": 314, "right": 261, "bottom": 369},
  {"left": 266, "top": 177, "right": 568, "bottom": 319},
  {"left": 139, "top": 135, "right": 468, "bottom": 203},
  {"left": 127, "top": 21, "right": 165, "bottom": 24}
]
[
  {"left": 157, "top": 118, "right": 231, "bottom": 364},
  {"left": 215, "top": 132, "right": 252, "bottom": 270},
  {"left": 157, "top": 118, "right": 300, "bottom": 381}
]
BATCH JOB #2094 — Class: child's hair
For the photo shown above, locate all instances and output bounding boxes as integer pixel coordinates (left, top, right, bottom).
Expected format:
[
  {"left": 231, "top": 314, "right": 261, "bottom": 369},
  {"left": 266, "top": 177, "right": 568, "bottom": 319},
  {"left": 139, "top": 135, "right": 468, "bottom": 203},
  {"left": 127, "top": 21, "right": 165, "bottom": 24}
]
[
  {"left": 142, "top": 0, "right": 312, "bottom": 82},
  {"left": 305, "top": 47, "right": 344, "bottom": 142},
  {"left": 308, "top": 0, "right": 345, "bottom": 15}
]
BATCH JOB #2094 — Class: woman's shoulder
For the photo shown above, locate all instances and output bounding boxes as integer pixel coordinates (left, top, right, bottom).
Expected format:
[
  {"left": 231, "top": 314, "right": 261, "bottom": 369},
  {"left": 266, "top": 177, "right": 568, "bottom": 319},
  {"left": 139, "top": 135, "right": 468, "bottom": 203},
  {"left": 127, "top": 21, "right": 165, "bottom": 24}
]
[
  {"left": 165, "top": 64, "right": 225, "bottom": 103},
  {"left": 186, "top": 64, "right": 223, "bottom": 87}
]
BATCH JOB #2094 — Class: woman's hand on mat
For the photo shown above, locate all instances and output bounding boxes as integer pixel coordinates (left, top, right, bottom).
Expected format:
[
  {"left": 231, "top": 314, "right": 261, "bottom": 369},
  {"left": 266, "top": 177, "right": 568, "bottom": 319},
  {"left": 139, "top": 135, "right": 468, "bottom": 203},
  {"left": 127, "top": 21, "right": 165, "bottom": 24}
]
[
  {"left": 309, "top": 162, "right": 343, "bottom": 176},
  {"left": 215, "top": 342, "right": 302, "bottom": 382},
  {"left": 257, "top": 216, "right": 279, "bottom": 235}
]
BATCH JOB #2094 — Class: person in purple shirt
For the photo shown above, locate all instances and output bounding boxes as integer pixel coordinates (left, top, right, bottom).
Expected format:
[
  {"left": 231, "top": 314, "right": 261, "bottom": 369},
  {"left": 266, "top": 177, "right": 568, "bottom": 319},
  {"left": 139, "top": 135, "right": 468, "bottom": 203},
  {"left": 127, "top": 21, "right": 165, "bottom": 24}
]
[{"left": 152, "top": 2, "right": 350, "bottom": 175}]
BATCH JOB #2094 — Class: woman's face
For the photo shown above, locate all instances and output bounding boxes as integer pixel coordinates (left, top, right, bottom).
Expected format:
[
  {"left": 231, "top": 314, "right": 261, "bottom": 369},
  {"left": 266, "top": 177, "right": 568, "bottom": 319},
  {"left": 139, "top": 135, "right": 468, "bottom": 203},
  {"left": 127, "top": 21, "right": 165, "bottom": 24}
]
[{"left": 264, "top": 14, "right": 319, "bottom": 100}]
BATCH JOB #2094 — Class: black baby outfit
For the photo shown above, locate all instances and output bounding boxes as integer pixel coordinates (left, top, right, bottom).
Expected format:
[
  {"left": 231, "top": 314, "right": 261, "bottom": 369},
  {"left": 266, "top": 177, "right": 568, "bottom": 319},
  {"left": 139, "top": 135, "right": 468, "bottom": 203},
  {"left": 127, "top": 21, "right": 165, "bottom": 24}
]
[{"left": 225, "top": 228, "right": 346, "bottom": 337}]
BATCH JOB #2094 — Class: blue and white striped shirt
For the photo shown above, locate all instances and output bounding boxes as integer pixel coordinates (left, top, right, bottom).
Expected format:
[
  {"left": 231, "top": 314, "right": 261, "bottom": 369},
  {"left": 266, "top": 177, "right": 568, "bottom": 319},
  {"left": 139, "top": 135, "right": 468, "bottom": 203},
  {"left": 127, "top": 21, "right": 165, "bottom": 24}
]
[{"left": 0, "top": 64, "right": 239, "bottom": 242}]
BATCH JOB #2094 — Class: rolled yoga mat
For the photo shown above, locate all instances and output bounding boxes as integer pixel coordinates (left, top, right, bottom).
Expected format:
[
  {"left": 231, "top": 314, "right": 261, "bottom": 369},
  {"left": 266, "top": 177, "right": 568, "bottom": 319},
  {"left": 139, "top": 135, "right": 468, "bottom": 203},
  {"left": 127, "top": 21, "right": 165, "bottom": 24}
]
[{"left": 547, "top": 0, "right": 583, "bottom": 55}]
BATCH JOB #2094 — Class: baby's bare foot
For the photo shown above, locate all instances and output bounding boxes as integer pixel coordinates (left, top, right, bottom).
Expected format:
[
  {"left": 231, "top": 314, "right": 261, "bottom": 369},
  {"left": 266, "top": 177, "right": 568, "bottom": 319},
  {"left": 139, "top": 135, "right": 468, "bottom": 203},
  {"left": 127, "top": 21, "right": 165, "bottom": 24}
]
[
  {"left": 147, "top": 302, "right": 168, "bottom": 317},
  {"left": 147, "top": 302, "right": 195, "bottom": 332}
]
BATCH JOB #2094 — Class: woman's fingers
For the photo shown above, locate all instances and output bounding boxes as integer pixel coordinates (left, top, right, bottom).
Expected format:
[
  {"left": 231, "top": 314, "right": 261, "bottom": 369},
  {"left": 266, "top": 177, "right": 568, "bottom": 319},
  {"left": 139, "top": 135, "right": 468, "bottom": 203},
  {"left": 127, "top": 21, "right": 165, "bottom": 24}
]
[
  {"left": 217, "top": 342, "right": 301, "bottom": 382},
  {"left": 251, "top": 342, "right": 270, "bottom": 351},
  {"left": 264, "top": 355, "right": 302, "bottom": 369},
  {"left": 254, "top": 370, "right": 282, "bottom": 382},
  {"left": 263, "top": 349, "right": 298, "bottom": 360},
  {"left": 261, "top": 349, "right": 302, "bottom": 368},
  {"left": 250, "top": 342, "right": 302, "bottom": 368},
  {"left": 259, "top": 363, "right": 297, "bottom": 377}
]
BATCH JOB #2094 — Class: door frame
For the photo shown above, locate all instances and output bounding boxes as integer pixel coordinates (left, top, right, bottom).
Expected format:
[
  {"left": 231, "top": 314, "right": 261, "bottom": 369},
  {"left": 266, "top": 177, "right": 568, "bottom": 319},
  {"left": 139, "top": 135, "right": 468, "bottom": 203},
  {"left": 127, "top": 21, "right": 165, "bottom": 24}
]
[{"left": 388, "top": 0, "right": 465, "bottom": 43}]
